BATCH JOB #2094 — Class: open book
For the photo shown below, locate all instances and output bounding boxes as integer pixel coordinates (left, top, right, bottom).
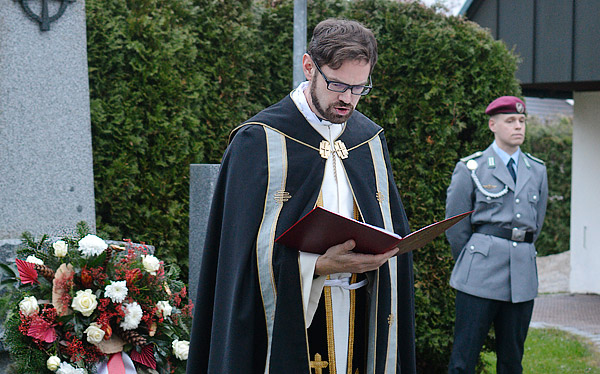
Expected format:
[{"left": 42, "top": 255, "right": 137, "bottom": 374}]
[{"left": 275, "top": 207, "right": 472, "bottom": 255}]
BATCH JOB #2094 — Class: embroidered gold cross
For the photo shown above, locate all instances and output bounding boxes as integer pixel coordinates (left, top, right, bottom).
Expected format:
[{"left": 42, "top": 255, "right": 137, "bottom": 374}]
[
  {"left": 274, "top": 190, "right": 291, "bottom": 203},
  {"left": 310, "top": 353, "right": 329, "bottom": 374},
  {"left": 319, "top": 140, "right": 331, "bottom": 159},
  {"left": 333, "top": 140, "right": 348, "bottom": 159},
  {"left": 320, "top": 140, "right": 348, "bottom": 159},
  {"left": 388, "top": 313, "right": 395, "bottom": 326}
]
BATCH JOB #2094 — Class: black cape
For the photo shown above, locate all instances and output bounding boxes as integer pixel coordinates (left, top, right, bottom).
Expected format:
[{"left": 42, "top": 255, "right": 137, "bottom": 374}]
[{"left": 187, "top": 95, "right": 416, "bottom": 374}]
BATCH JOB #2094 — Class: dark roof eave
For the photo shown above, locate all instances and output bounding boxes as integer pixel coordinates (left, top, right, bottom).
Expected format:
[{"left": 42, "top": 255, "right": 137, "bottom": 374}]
[{"left": 521, "top": 81, "right": 600, "bottom": 99}]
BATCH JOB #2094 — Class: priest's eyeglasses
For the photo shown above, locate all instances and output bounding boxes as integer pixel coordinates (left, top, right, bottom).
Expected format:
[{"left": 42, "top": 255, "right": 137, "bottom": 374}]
[{"left": 312, "top": 58, "right": 373, "bottom": 96}]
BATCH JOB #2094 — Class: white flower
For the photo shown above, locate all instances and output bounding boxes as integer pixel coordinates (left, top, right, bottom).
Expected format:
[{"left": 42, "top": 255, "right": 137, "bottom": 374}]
[
  {"left": 142, "top": 254, "right": 160, "bottom": 275},
  {"left": 104, "top": 280, "right": 128, "bottom": 303},
  {"left": 56, "top": 362, "right": 86, "bottom": 374},
  {"left": 47, "top": 355, "right": 61, "bottom": 371},
  {"left": 172, "top": 339, "right": 189, "bottom": 360},
  {"left": 120, "top": 302, "right": 143, "bottom": 330},
  {"left": 71, "top": 289, "right": 98, "bottom": 317},
  {"left": 156, "top": 300, "right": 172, "bottom": 318},
  {"left": 84, "top": 322, "right": 105, "bottom": 344},
  {"left": 19, "top": 296, "right": 39, "bottom": 316},
  {"left": 53, "top": 240, "right": 68, "bottom": 258},
  {"left": 77, "top": 234, "right": 107, "bottom": 257},
  {"left": 25, "top": 255, "right": 44, "bottom": 265}
]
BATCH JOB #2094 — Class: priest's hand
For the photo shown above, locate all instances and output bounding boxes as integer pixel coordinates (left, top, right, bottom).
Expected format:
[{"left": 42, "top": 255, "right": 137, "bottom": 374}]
[{"left": 314, "top": 240, "right": 399, "bottom": 276}]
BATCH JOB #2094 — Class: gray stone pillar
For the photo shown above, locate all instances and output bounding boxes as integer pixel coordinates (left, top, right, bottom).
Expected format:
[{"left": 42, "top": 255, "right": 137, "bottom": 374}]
[
  {"left": 188, "top": 164, "right": 220, "bottom": 302},
  {"left": 0, "top": 0, "right": 96, "bottom": 240}
]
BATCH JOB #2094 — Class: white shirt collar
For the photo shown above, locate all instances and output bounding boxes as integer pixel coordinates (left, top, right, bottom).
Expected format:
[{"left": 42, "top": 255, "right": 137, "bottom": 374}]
[
  {"left": 290, "top": 81, "right": 344, "bottom": 130},
  {"left": 492, "top": 141, "right": 520, "bottom": 167}
]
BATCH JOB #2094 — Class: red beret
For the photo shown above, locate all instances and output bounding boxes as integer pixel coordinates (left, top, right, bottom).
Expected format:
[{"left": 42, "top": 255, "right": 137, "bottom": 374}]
[{"left": 485, "top": 96, "right": 526, "bottom": 116}]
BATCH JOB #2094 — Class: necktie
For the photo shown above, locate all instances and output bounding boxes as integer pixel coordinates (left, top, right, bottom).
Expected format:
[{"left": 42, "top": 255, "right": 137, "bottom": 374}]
[{"left": 507, "top": 158, "right": 517, "bottom": 182}]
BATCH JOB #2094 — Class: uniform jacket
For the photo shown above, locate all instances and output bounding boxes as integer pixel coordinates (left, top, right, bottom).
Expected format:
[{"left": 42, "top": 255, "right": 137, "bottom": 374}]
[
  {"left": 445, "top": 145, "right": 548, "bottom": 302},
  {"left": 186, "top": 95, "right": 416, "bottom": 374}
]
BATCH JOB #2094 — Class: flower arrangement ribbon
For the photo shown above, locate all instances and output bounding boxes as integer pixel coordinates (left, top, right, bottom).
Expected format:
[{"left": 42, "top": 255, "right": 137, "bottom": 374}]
[
  {"left": 98, "top": 352, "right": 136, "bottom": 374},
  {"left": 107, "top": 352, "right": 126, "bottom": 374}
]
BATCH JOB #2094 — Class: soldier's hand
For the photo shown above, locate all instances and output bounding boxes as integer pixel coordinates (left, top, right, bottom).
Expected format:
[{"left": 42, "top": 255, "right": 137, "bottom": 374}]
[{"left": 314, "top": 240, "right": 399, "bottom": 276}]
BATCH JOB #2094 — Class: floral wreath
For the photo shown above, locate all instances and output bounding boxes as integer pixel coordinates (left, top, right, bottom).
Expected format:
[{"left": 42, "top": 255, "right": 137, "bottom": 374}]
[{"left": 1, "top": 225, "right": 193, "bottom": 374}]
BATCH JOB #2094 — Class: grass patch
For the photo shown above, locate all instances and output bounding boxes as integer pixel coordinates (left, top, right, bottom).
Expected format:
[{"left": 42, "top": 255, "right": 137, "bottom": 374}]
[{"left": 482, "top": 328, "right": 600, "bottom": 373}]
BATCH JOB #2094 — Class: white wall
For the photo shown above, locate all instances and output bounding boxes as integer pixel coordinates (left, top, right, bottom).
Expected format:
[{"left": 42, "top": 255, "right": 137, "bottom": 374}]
[{"left": 570, "top": 91, "right": 600, "bottom": 294}]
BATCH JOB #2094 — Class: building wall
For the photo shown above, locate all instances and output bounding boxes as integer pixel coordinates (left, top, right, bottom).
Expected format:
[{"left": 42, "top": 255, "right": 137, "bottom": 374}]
[{"left": 570, "top": 91, "right": 600, "bottom": 294}]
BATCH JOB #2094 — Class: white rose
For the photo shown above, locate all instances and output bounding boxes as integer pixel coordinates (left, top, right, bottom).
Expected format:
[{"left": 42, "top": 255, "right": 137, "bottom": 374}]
[
  {"left": 156, "top": 300, "right": 172, "bottom": 318},
  {"left": 26, "top": 255, "right": 44, "bottom": 265},
  {"left": 53, "top": 240, "right": 68, "bottom": 258},
  {"left": 142, "top": 255, "right": 160, "bottom": 275},
  {"left": 47, "top": 355, "right": 61, "bottom": 371},
  {"left": 19, "top": 296, "right": 39, "bottom": 316},
  {"left": 71, "top": 289, "right": 98, "bottom": 317},
  {"left": 77, "top": 234, "right": 108, "bottom": 257},
  {"left": 84, "top": 322, "right": 105, "bottom": 344},
  {"left": 172, "top": 339, "right": 189, "bottom": 360}
]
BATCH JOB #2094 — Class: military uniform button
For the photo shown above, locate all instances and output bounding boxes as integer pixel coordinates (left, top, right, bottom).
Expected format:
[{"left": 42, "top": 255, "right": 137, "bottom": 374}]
[
  {"left": 533, "top": 195, "right": 537, "bottom": 200},
  {"left": 516, "top": 213, "right": 521, "bottom": 218},
  {"left": 513, "top": 242, "right": 517, "bottom": 247},
  {"left": 515, "top": 198, "right": 520, "bottom": 203},
  {"left": 486, "top": 196, "right": 491, "bottom": 201}
]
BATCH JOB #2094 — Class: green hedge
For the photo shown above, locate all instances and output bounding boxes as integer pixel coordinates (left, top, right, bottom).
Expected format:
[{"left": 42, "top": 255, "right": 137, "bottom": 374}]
[
  {"left": 522, "top": 116, "right": 572, "bottom": 256},
  {"left": 87, "top": 0, "right": 569, "bottom": 371},
  {"left": 87, "top": 0, "right": 260, "bottom": 267}
]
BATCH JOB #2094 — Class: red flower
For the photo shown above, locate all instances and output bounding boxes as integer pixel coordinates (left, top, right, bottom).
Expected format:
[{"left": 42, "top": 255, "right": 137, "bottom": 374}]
[
  {"left": 126, "top": 268, "right": 143, "bottom": 285},
  {"left": 27, "top": 315, "right": 56, "bottom": 343},
  {"left": 16, "top": 259, "right": 39, "bottom": 285},
  {"left": 80, "top": 267, "right": 93, "bottom": 288},
  {"left": 130, "top": 344, "right": 156, "bottom": 369}
]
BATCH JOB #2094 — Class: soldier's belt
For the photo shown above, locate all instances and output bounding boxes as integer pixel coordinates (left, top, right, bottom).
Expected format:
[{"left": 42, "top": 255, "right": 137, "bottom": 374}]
[{"left": 474, "top": 225, "right": 534, "bottom": 243}]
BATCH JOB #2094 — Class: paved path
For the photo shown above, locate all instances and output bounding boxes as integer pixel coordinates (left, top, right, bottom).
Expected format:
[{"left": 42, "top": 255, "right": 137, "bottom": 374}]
[{"left": 531, "top": 293, "right": 600, "bottom": 351}]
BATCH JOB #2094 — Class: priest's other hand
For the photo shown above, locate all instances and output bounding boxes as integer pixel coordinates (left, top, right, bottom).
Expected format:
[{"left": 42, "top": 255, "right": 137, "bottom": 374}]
[{"left": 314, "top": 240, "right": 399, "bottom": 276}]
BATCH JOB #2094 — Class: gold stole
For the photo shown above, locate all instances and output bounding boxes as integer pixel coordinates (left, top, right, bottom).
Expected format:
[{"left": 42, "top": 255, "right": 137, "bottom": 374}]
[{"left": 310, "top": 193, "right": 361, "bottom": 374}]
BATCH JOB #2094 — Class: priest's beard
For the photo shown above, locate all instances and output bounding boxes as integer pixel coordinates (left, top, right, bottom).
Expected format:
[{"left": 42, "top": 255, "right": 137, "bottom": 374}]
[{"left": 310, "top": 82, "right": 354, "bottom": 124}]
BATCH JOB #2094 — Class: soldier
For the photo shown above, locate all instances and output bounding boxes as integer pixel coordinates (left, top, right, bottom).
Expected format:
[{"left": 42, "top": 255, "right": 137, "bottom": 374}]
[{"left": 446, "top": 96, "right": 548, "bottom": 374}]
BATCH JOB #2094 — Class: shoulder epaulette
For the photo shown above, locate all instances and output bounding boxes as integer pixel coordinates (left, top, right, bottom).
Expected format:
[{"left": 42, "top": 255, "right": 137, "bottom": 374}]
[
  {"left": 460, "top": 151, "right": 483, "bottom": 163},
  {"left": 525, "top": 152, "right": 545, "bottom": 165}
]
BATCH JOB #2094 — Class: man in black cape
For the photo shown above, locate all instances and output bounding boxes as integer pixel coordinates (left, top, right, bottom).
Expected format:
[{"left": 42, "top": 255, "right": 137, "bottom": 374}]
[{"left": 187, "top": 19, "right": 416, "bottom": 374}]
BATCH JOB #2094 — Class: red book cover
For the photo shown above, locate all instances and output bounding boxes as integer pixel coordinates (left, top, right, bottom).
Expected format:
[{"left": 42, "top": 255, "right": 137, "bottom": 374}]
[{"left": 275, "top": 207, "right": 472, "bottom": 255}]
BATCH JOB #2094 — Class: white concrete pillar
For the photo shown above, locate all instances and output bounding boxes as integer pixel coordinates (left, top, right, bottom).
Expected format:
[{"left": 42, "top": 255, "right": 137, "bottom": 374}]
[{"left": 570, "top": 91, "right": 600, "bottom": 294}]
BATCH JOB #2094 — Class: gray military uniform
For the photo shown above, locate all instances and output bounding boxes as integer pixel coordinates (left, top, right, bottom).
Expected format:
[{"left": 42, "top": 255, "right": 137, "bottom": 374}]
[{"left": 446, "top": 145, "right": 548, "bottom": 303}]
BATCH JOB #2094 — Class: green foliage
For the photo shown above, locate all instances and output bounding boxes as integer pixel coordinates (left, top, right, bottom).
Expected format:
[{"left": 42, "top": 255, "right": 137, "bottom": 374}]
[
  {"left": 522, "top": 116, "right": 572, "bottom": 256},
  {"left": 482, "top": 328, "right": 600, "bottom": 373},
  {"left": 87, "top": 0, "right": 261, "bottom": 272},
  {"left": 3, "top": 310, "right": 48, "bottom": 374}
]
